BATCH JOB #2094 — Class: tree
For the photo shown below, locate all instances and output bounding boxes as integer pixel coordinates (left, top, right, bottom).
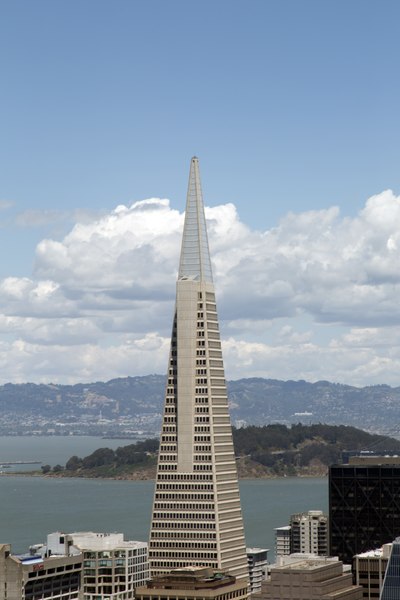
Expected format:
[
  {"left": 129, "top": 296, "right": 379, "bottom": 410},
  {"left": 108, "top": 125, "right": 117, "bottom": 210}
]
[
  {"left": 82, "top": 448, "right": 115, "bottom": 469},
  {"left": 65, "top": 455, "right": 83, "bottom": 471}
]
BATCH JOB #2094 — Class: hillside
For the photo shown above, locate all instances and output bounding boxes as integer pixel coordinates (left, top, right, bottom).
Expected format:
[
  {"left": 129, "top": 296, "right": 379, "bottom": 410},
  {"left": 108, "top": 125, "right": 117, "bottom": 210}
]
[
  {"left": 45, "top": 424, "right": 400, "bottom": 479},
  {"left": 1, "top": 375, "right": 400, "bottom": 436}
]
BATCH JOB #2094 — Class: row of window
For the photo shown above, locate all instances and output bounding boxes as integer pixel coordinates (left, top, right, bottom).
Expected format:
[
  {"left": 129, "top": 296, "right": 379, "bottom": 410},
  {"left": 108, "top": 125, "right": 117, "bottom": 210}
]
[
  {"left": 153, "top": 502, "right": 215, "bottom": 510},
  {"left": 196, "top": 368, "right": 207, "bottom": 375},
  {"left": 84, "top": 551, "right": 132, "bottom": 559},
  {"left": 155, "top": 483, "right": 214, "bottom": 491},
  {"left": 194, "top": 454, "right": 212, "bottom": 462},
  {"left": 195, "top": 387, "right": 208, "bottom": 395},
  {"left": 150, "top": 531, "right": 217, "bottom": 540},
  {"left": 151, "top": 521, "right": 216, "bottom": 530},
  {"left": 28, "top": 563, "right": 80, "bottom": 577},
  {"left": 153, "top": 511, "right": 215, "bottom": 520},
  {"left": 195, "top": 398, "right": 209, "bottom": 405},
  {"left": 149, "top": 541, "right": 217, "bottom": 549},
  {"left": 149, "top": 559, "right": 218, "bottom": 570},
  {"left": 155, "top": 492, "right": 214, "bottom": 500},
  {"left": 156, "top": 473, "right": 213, "bottom": 481},
  {"left": 160, "top": 435, "right": 176, "bottom": 442},
  {"left": 149, "top": 550, "right": 218, "bottom": 559},
  {"left": 161, "top": 426, "right": 176, "bottom": 433}
]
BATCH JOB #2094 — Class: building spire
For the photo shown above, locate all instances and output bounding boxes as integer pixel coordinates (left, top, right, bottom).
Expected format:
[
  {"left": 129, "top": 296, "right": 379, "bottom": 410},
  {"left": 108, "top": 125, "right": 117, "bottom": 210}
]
[{"left": 178, "top": 157, "right": 213, "bottom": 283}]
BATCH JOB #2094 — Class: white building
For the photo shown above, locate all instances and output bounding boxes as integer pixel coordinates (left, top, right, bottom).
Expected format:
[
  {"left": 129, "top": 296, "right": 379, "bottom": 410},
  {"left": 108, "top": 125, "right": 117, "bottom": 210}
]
[
  {"left": 275, "top": 510, "right": 328, "bottom": 557},
  {"left": 275, "top": 526, "right": 291, "bottom": 557},
  {"left": 247, "top": 548, "right": 268, "bottom": 594},
  {"left": 43, "top": 532, "right": 148, "bottom": 600},
  {"left": 291, "top": 510, "right": 328, "bottom": 555},
  {"left": 70, "top": 533, "right": 148, "bottom": 600},
  {"left": 353, "top": 543, "right": 392, "bottom": 600},
  {"left": 148, "top": 157, "right": 248, "bottom": 584}
]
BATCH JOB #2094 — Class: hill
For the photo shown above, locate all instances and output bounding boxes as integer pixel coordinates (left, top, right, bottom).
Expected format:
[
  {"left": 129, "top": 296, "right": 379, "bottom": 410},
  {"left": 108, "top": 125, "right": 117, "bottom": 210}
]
[
  {"left": 1, "top": 375, "right": 400, "bottom": 437},
  {"left": 45, "top": 423, "right": 400, "bottom": 479}
]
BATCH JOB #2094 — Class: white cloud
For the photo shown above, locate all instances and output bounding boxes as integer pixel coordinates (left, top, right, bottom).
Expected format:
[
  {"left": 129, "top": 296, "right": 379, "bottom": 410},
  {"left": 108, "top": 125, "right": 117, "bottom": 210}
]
[
  {"left": 0, "top": 334, "right": 170, "bottom": 384},
  {"left": 15, "top": 210, "right": 66, "bottom": 228},
  {"left": 14, "top": 208, "right": 104, "bottom": 229},
  {"left": 0, "top": 200, "right": 14, "bottom": 210},
  {"left": 1, "top": 190, "right": 400, "bottom": 384}
]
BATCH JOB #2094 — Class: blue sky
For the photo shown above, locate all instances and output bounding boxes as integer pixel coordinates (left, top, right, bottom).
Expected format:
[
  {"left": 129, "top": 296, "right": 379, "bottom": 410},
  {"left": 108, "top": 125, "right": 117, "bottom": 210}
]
[{"left": 1, "top": 1, "right": 400, "bottom": 384}]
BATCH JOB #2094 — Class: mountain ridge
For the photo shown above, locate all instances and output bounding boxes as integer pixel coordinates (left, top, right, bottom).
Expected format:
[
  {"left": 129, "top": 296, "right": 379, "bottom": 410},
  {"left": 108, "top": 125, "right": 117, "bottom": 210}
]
[{"left": 0, "top": 375, "right": 399, "bottom": 436}]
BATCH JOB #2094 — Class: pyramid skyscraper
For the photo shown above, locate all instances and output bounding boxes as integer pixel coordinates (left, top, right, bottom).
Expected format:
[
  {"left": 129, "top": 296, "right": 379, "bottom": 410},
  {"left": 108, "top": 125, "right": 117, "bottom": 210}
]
[{"left": 148, "top": 158, "right": 249, "bottom": 582}]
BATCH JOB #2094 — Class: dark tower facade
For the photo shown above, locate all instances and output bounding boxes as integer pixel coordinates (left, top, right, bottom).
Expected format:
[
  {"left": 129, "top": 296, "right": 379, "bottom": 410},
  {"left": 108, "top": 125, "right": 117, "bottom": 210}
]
[{"left": 330, "top": 462, "right": 400, "bottom": 564}]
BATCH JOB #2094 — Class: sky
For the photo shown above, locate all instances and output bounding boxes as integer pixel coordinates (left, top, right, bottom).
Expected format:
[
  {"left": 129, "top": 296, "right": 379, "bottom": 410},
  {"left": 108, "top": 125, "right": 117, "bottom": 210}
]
[{"left": 1, "top": 0, "right": 400, "bottom": 386}]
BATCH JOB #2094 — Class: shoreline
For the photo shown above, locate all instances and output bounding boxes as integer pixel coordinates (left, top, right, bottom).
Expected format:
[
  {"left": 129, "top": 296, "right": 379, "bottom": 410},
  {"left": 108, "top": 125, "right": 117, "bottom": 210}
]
[{"left": 0, "top": 470, "right": 328, "bottom": 481}]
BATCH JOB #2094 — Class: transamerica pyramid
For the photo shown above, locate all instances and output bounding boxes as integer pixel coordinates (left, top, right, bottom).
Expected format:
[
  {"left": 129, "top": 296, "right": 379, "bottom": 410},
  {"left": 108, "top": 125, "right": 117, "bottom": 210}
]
[{"left": 148, "top": 157, "right": 249, "bottom": 582}]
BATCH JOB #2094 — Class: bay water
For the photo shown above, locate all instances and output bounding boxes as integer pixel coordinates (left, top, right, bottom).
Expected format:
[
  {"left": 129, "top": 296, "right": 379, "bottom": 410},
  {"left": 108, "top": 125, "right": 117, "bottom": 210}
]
[{"left": 0, "top": 437, "right": 328, "bottom": 558}]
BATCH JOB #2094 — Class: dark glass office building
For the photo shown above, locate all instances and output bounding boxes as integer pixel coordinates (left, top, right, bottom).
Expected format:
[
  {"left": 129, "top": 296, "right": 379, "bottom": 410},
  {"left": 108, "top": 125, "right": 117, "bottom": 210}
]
[
  {"left": 330, "top": 462, "right": 400, "bottom": 564},
  {"left": 381, "top": 538, "right": 400, "bottom": 600}
]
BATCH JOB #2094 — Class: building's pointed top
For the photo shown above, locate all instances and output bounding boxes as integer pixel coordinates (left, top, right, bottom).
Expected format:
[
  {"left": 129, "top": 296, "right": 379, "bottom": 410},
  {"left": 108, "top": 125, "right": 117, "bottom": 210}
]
[{"left": 178, "top": 157, "right": 213, "bottom": 282}]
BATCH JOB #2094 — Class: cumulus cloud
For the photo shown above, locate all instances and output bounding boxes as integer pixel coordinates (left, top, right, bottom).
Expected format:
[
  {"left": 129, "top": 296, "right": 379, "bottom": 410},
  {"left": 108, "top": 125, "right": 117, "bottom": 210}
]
[{"left": 1, "top": 190, "right": 400, "bottom": 384}]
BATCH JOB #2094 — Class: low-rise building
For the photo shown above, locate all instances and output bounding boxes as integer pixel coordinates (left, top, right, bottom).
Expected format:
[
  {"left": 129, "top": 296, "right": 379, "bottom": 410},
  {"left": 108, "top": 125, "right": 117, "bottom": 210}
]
[
  {"left": 290, "top": 510, "right": 328, "bottom": 555},
  {"left": 353, "top": 543, "right": 392, "bottom": 600},
  {"left": 246, "top": 548, "right": 268, "bottom": 595},
  {"left": 63, "top": 532, "right": 148, "bottom": 600},
  {"left": 274, "top": 526, "right": 291, "bottom": 557},
  {"left": 136, "top": 567, "right": 248, "bottom": 600},
  {"left": 256, "top": 555, "right": 362, "bottom": 600},
  {"left": 275, "top": 511, "right": 328, "bottom": 558},
  {"left": 0, "top": 542, "right": 82, "bottom": 600},
  {"left": 0, "top": 531, "right": 148, "bottom": 600}
]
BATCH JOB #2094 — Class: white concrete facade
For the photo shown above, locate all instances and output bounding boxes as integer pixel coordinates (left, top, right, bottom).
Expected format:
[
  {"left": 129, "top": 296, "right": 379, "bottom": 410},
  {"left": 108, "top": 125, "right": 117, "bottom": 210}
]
[
  {"left": 290, "top": 510, "right": 328, "bottom": 555},
  {"left": 247, "top": 548, "right": 268, "bottom": 595},
  {"left": 275, "top": 526, "right": 291, "bottom": 557},
  {"left": 69, "top": 533, "right": 148, "bottom": 600},
  {"left": 148, "top": 158, "right": 248, "bottom": 583}
]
